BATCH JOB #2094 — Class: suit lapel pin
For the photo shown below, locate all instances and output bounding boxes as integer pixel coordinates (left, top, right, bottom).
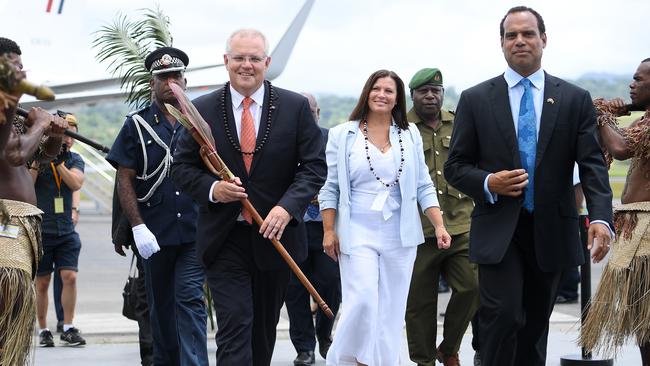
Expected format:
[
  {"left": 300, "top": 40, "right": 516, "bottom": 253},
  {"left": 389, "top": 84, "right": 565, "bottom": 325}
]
[{"left": 546, "top": 98, "right": 555, "bottom": 104}]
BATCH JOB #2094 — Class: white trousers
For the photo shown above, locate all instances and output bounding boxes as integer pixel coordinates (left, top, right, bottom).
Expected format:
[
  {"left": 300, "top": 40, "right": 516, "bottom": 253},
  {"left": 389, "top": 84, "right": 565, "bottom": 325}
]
[{"left": 326, "top": 243, "right": 417, "bottom": 366}]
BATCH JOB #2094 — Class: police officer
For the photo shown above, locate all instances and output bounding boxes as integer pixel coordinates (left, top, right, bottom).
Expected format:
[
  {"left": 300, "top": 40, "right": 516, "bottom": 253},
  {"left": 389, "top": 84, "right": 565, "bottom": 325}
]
[
  {"left": 405, "top": 68, "right": 479, "bottom": 366},
  {"left": 107, "top": 47, "right": 208, "bottom": 366}
]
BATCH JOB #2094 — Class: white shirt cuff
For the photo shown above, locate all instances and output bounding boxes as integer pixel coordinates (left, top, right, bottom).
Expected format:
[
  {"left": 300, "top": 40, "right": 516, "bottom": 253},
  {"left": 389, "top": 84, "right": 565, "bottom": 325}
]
[
  {"left": 208, "top": 181, "right": 220, "bottom": 203},
  {"left": 483, "top": 174, "right": 498, "bottom": 204}
]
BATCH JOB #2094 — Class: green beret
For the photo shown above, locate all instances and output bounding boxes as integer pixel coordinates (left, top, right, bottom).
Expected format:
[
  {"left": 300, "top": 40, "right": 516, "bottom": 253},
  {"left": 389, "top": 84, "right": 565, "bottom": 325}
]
[{"left": 409, "top": 68, "right": 443, "bottom": 90}]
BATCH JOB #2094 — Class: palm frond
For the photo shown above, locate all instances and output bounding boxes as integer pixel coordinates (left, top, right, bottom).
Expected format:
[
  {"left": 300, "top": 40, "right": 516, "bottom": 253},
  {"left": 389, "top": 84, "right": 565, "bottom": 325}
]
[
  {"left": 141, "top": 6, "right": 173, "bottom": 49},
  {"left": 92, "top": 8, "right": 173, "bottom": 109}
]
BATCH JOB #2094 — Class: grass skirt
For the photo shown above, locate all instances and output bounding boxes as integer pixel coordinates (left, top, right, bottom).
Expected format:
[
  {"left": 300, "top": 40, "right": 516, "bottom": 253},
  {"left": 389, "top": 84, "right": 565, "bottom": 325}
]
[
  {"left": 581, "top": 202, "right": 650, "bottom": 357},
  {"left": 0, "top": 199, "right": 42, "bottom": 366}
]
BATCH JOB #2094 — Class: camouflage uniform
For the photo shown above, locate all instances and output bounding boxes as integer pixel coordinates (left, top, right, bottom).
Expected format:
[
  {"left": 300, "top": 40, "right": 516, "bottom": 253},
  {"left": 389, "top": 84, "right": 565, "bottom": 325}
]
[{"left": 405, "top": 107, "right": 479, "bottom": 365}]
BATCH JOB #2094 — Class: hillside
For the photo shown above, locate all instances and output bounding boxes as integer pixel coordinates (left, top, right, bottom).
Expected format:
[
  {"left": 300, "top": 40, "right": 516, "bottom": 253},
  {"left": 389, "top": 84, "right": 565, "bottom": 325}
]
[{"left": 64, "top": 73, "right": 636, "bottom": 148}]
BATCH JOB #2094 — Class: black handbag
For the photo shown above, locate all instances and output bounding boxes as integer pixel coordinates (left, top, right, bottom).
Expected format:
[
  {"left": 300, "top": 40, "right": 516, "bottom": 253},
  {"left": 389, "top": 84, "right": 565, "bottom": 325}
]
[
  {"left": 122, "top": 254, "right": 138, "bottom": 321},
  {"left": 111, "top": 180, "right": 134, "bottom": 248}
]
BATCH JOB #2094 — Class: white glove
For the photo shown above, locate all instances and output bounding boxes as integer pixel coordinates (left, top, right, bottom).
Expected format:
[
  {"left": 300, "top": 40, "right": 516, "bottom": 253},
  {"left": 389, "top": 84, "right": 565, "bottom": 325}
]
[{"left": 131, "top": 224, "right": 160, "bottom": 259}]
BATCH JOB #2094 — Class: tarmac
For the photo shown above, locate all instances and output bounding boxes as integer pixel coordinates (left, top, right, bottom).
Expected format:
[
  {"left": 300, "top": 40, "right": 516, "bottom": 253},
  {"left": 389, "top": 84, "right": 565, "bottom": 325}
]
[{"left": 31, "top": 211, "right": 643, "bottom": 365}]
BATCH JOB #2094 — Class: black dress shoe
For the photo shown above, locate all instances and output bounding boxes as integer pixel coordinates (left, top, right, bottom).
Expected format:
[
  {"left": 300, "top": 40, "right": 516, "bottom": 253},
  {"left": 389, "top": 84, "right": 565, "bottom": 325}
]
[
  {"left": 438, "top": 277, "right": 450, "bottom": 293},
  {"left": 555, "top": 295, "right": 578, "bottom": 304},
  {"left": 318, "top": 336, "right": 333, "bottom": 359},
  {"left": 293, "top": 350, "right": 315, "bottom": 365}
]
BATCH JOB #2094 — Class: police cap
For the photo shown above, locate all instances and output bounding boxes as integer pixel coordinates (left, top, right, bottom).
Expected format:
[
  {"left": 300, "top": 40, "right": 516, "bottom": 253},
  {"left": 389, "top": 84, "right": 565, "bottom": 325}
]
[{"left": 144, "top": 46, "right": 189, "bottom": 75}]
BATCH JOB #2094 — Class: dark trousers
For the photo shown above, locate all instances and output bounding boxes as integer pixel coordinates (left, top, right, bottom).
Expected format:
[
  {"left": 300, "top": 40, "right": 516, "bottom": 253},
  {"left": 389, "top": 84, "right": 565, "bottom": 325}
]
[
  {"left": 471, "top": 313, "right": 480, "bottom": 352},
  {"left": 406, "top": 233, "right": 479, "bottom": 364},
  {"left": 205, "top": 224, "right": 290, "bottom": 366},
  {"left": 53, "top": 271, "right": 63, "bottom": 323},
  {"left": 143, "top": 242, "right": 208, "bottom": 366},
  {"left": 135, "top": 253, "right": 153, "bottom": 366},
  {"left": 478, "top": 212, "right": 561, "bottom": 366},
  {"left": 285, "top": 222, "right": 341, "bottom": 353},
  {"left": 557, "top": 266, "right": 579, "bottom": 299}
]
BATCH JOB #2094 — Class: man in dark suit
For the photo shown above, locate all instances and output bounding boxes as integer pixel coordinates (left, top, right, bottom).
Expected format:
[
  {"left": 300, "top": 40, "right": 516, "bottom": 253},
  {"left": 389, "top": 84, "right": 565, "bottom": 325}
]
[
  {"left": 444, "top": 7, "right": 613, "bottom": 366},
  {"left": 172, "top": 29, "right": 326, "bottom": 366}
]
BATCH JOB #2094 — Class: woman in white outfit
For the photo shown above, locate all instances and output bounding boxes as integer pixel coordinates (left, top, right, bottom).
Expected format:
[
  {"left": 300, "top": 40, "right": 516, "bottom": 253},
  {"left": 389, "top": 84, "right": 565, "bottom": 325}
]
[{"left": 319, "top": 70, "right": 451, "bottom": 366}]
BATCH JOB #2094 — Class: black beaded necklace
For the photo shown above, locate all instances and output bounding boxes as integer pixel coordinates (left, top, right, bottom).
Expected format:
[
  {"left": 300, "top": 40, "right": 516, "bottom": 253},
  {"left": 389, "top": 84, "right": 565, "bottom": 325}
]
[
  {"left": 222, "top": 81, "right": 276, "bottom": 156},
  {"left": 362, "top": 119, "right": 404, "bottom": 188}
]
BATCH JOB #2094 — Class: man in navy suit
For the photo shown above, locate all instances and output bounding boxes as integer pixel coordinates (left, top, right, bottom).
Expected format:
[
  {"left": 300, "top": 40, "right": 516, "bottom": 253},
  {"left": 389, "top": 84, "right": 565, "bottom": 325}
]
[
  {"left": 444, "top": 7, "right": 613, "bottom": 366},
  {"left": 172, "top": 29, "right": 326, "bottom": 366}
]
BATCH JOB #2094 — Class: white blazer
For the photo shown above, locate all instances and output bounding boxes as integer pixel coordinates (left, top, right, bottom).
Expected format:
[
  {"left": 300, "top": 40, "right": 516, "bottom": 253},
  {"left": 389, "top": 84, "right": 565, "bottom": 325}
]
[{"left": 318, "top": 120, "right": 439, "bottom": 254}]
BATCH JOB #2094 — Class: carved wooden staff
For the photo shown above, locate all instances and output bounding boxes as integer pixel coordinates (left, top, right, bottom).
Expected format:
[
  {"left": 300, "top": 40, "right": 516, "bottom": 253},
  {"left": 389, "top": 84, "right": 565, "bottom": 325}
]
[{"left": 165, "top": 82, "right": 333, "bottom": 319}]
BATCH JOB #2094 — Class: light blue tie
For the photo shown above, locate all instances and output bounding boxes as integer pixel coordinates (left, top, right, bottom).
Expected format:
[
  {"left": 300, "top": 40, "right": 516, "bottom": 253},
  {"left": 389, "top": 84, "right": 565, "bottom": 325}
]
[
  {"left": 306, "top": 203, "right": 320, "bottom": 220},
  {"left": 518, "top": 78, "right": 537, "bottom": 212}
]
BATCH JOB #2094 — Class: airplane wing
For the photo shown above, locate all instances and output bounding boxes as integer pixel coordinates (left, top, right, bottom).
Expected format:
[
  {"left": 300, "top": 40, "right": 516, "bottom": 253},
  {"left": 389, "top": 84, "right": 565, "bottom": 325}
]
[
  {"left": 49, "top": 64, "right": 224, "bottom": 94},
  {"left": 266, "top": 0, "right": 315, "bottom": 80},
  {"left": 20, "top": 83, "right": 223, "bottom": 109}
]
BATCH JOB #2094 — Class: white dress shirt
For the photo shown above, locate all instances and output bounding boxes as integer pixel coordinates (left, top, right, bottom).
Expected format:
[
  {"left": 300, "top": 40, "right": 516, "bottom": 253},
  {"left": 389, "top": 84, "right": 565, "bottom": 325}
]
[
  {"left": 483, "top": 67, "right": 545, "bottom": 203},
  {"left": 504, "top": 66, "right": 545, "bottom": 137},
  {"left": 229, "top": 84, "right": 265, "bottom": 138},
  {"left": 208, "top": 84, "right": 266, "bottom": 203}
]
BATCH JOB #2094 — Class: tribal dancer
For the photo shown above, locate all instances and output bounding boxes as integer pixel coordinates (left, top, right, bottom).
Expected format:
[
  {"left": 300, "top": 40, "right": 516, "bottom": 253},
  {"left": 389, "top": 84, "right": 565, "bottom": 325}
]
[
  {"left": 582, "top": 58, "right": 650, "bottom": 364},
  {"left": 0, "top": 37, "right": 67, "bottom": 365}
]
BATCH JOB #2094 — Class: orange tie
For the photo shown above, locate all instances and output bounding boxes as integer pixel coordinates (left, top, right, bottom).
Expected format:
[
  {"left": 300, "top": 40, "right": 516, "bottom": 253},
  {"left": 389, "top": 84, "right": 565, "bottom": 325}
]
[{"left": 240, "top": 97, "right": 256, "bottom": 223}]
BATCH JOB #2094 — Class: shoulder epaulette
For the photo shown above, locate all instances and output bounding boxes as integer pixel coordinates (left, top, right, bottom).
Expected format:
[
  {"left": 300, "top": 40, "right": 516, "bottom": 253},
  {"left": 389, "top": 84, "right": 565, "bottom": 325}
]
[{"left": 126, "top": 106, "right": 149, "bottom": 118}]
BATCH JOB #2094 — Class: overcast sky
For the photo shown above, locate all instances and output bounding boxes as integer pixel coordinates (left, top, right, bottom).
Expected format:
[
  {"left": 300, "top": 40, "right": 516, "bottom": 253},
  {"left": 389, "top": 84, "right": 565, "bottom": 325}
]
[{"left": 2, "top": 0, "right": 647, "bottom": 97}]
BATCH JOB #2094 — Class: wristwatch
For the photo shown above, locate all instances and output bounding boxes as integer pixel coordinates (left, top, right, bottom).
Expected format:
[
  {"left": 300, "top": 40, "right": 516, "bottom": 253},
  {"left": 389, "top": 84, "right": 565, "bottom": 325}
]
[{"left": 72, "top": 207, "right": 79, "bottom": 213}]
